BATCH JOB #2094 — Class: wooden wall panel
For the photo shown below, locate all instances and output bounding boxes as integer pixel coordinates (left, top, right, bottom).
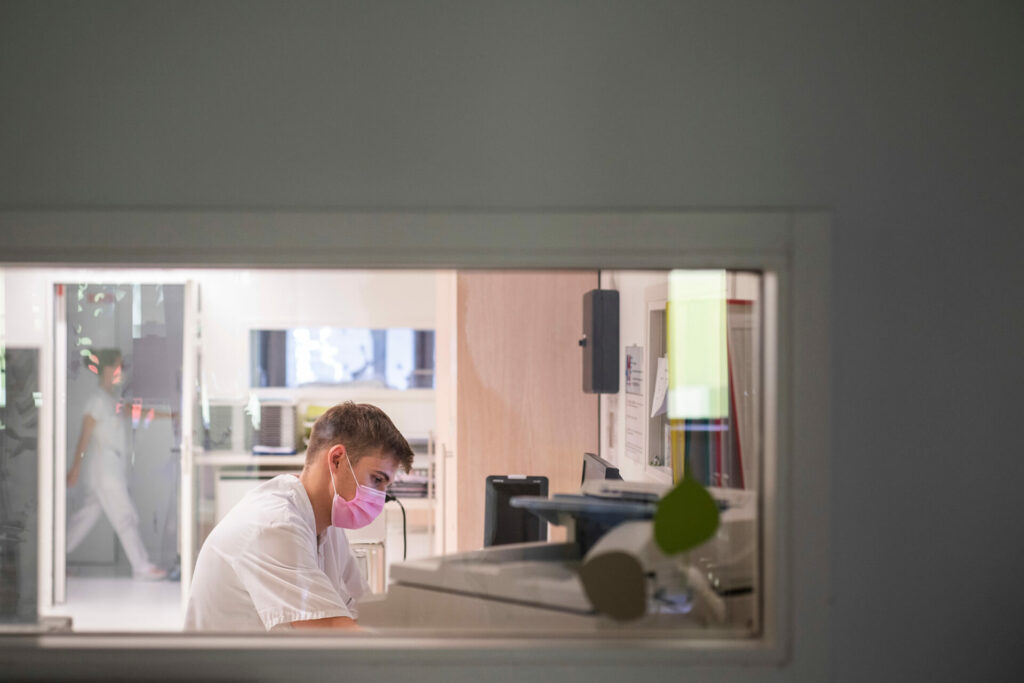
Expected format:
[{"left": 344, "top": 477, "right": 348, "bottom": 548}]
[{"left": 455, "top": 271, "right": 599, "bottom": 551}]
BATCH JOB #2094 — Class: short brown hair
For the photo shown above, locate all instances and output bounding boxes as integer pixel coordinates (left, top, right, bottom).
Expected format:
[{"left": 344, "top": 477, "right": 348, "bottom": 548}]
[{"left": 305, "top": 402, "right": 414, "bottom": 473}]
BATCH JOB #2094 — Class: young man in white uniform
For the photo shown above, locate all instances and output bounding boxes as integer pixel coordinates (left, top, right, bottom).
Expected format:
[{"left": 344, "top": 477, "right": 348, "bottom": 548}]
[
  {"left": 66, "top": 349, "right": 166, "bottom": 580},
  {"left": 184, "top": 402, "right": 413, "bottom": 631}
]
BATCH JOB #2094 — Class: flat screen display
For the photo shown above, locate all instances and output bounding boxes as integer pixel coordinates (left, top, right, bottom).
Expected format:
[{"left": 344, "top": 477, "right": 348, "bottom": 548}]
[{"left": 483, "top": 476, "right": 548, "bottom": 547}]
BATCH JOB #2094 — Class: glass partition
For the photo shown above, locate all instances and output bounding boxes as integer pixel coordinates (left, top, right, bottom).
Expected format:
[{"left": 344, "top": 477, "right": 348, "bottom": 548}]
[
  {"left": 1, "top": 266, "right": 772, "bottom": 640},
  {"left": 0, "top": 347, "right": 40, "bottom": 625}
]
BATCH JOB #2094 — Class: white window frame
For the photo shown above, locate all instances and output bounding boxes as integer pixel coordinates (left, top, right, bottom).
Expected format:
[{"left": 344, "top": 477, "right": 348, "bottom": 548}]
[{"left": 0, "top": 209, "right": 830, "bottom": 681}]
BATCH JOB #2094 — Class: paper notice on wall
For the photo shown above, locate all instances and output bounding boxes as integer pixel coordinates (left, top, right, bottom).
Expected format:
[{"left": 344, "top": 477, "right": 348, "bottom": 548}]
[
  {"left": 625, "top": 345, "right": 644, "bottom": 395},
  {"left": 651, "top": 356, "right": 668, "bottom": 418},
  {"left": 624, "top": 345, "right": 645, "bottom": 463},
  {"left": 625, "top": 393, "right": 645, "bottom": 463}
]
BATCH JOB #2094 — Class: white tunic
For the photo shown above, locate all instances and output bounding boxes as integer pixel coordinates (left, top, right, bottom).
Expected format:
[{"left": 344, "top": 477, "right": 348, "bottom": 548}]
[
  {"left": 82, "top": 389, "right": 127, "bottom": 456},
  {"left": 184, "top": 474, "right": 368, "bottom": 631}
]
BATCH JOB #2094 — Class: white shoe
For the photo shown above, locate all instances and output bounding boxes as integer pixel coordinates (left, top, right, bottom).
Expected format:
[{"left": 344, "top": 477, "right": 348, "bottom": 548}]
[{"left": 133, "top": 564, "right": 167, "bottom": 581}]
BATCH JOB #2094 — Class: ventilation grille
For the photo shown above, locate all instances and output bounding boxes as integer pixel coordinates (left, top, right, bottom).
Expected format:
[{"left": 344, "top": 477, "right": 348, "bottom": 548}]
[{"left": 254, "top": 402, "right": 297, "bottom": 454}]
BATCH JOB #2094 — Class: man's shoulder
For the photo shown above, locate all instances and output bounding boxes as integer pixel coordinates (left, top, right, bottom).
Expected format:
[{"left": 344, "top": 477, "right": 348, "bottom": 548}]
[
  {"left": 247, "top": 473, "right": 303, "bottom": 502},
  {"left": 215, "top": 476, "right": 311, "bottom": 537}
]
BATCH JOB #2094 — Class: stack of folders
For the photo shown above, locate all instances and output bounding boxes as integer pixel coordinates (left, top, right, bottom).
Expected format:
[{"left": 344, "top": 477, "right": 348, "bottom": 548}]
[
  {"left": 682, "top": 418, "right": 745, "bottom": 490},
  {"left": 389, "top": 467, "right": 430, "bottom": 498}
]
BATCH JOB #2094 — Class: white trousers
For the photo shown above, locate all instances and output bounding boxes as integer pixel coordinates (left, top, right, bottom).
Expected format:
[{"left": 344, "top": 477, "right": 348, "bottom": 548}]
[{"left": 67, "top": 448, "right": 152, "bottom": 573}]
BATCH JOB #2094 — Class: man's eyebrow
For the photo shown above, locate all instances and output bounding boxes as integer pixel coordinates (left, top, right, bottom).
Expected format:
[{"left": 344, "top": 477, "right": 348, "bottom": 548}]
[{"left": 375, "top": 470, "right": 392, "bottom": 484}]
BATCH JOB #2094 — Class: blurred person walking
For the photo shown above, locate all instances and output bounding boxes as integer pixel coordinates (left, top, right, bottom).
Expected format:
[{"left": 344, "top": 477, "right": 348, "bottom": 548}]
[{"left": 66, "top": 348, "right": 166, "bottom": 580}]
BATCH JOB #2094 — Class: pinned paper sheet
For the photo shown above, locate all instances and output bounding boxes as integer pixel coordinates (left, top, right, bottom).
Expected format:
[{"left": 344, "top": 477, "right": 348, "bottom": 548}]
[
  {"left": 651, "top": 356, "right": 668, "bottom": 418},
  {"left": 624, "top": 345, "right": 646, "bottom": 463},
  {"left": 625, "top": 394, "right": 645, "bottom": 463},
  {"left": 625, "top": 346, "right": 644, "bottom": 396}
]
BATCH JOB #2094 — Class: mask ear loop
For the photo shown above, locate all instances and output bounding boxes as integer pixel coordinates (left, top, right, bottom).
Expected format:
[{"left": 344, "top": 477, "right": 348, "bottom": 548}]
[
  {"left": 329, "top": 454, "right": 339, "bottom": 497},
  {"left": 344, "top": 452, "right": 359, "bottom": 483},
  {"left": 330, "top": 447, "right": 354, "bottom": 501}
]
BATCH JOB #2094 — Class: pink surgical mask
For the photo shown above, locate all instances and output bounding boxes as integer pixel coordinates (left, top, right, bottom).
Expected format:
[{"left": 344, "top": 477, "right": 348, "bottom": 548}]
[{"left": 331, "top": 455, "right": 387, "bottom": 529}]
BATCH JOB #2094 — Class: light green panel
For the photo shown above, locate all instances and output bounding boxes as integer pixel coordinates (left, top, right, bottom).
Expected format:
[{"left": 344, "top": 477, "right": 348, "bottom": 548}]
[{"left": 667, "top": 270, "right": 728, "bottom": 419}]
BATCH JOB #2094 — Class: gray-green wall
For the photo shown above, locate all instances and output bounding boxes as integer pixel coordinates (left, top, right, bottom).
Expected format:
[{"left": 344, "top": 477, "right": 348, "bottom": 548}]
[{"left": 2, "top": 1, "right": 1022, "bottom": 681}]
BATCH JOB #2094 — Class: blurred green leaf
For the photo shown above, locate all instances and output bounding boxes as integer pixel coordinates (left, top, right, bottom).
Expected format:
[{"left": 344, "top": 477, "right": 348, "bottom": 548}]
[{"left": 653, "top": 475, "right": 720, "bottom": 555}]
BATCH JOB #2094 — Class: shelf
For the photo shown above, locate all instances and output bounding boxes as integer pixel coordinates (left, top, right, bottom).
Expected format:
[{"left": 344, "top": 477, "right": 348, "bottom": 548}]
[
  {"left": 388, "top": 497, "right": 433, "bottom": 510},
  {"left": 194, "top": 452, "right": 305, "bottom": 467}
]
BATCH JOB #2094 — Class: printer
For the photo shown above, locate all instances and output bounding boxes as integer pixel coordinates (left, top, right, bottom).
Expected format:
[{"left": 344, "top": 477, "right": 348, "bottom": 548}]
[{"left": 357, "top": 482, "right": 758, "bottom": 633}]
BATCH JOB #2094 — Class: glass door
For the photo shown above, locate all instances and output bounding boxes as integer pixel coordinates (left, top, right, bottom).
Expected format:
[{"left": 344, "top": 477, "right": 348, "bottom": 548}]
[{"left": 53, "top": 280, "right": 192, "bottom": 628}]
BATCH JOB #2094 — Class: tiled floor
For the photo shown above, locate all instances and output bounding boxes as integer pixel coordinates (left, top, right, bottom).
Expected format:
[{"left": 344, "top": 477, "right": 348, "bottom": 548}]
[{"left": 41, "top": 576, "right": 183, "bottom": 632}]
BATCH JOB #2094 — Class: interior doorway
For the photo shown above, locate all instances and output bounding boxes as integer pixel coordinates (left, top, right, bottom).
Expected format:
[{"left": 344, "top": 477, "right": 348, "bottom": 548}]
[{"left": 51, "top": 281, "right": 189, "bottom": 630}]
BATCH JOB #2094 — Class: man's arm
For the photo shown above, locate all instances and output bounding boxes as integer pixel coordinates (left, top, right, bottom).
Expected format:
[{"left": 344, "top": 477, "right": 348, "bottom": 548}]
[
  {"left": 291, "top": 616, "right": 360, "bottom": 630},
  {"left": 232, "top": 521, "right": 361, "bottom": 631}
]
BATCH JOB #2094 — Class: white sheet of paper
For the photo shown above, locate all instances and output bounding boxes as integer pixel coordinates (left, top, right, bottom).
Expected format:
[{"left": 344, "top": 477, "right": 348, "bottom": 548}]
[{"left": 651, "top": 356, "right": 669, "bottom": 418}]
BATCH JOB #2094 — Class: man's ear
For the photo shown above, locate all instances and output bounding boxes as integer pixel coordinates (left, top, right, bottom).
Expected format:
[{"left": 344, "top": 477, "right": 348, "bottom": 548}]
[{"left": 328, "top": 444, "right": 347, "bottom": 469}]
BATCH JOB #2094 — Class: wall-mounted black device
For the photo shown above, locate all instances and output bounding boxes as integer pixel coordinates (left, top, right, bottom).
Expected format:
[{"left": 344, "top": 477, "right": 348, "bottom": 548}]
[{"left": 580, "top": 289, "right": 619, "bottom": 393}]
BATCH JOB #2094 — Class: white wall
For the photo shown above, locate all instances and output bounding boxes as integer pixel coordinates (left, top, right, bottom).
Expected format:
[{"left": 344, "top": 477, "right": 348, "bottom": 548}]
[
  {"left": 3, "top": 268, "right": 437, "bottom": 435},
  {"left": 598, "top": 270, "right": 667, "bottom": 483},
  {"left": 1, "top": 1, "right": 1022, "bottom": 681},
  {"left": 195, "top": 269, "right": 435, "bottom": 398},
  {"left": 3, "top": 269, "right": 48, "bottom": 348}
]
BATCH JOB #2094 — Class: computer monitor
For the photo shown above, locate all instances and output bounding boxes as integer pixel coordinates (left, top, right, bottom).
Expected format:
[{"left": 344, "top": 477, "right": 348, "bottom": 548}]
[
  {"left": 581, "top": 452, "right": 622, "bottom": 484},
  {"left": 483, "top": 475, "right": 548, "bottom": 547}
]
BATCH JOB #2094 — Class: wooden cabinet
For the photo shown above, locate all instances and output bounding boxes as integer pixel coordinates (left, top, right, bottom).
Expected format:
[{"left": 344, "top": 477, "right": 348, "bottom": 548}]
[{"left": 434, "top": 271, "right": 600, "bottom": 553}]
